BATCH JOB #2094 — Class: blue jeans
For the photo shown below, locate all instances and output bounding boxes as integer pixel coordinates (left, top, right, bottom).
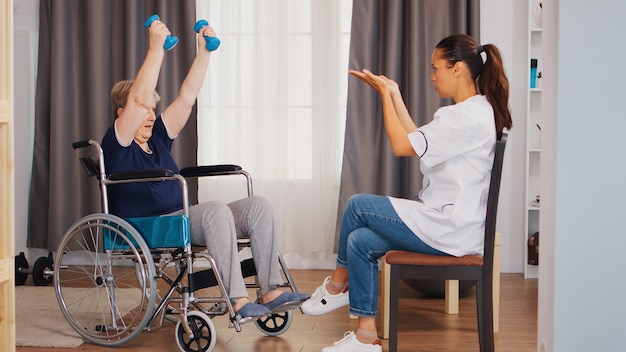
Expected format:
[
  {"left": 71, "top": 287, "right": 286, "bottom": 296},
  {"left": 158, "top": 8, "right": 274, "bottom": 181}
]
[{"left": 337, "top": 193, "right": 448, "bottom": 317}]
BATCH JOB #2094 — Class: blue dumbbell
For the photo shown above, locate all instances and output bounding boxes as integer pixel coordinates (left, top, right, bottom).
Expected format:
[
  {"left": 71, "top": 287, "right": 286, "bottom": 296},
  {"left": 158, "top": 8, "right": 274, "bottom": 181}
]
[
  {"left": 194, "top": 19, "right": 221, "bottom": 51},
  {"left": 144, "top": 14, "right": 179, "bottom": 51}
]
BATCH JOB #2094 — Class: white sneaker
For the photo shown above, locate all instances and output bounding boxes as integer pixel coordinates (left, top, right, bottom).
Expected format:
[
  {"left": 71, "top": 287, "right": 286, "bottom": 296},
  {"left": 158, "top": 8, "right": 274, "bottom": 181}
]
[
  {"left": 321, "top": 331, "right": 382, "bottom": 352},
  {"left": 301, "top": 276, "right": 349, "bottom": 315}
]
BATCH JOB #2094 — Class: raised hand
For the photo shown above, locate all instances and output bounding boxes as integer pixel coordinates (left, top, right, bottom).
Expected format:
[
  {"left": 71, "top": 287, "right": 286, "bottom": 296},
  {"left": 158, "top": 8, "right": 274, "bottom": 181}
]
[
  {"left": 349, "top": 69, "right": 399, "bottom": 96},
  {"left": 194, "top": 20, "right": 221, "bottom": 51},
  {"left": 145, "top": 14, "right": 177, "bottom": 51}
]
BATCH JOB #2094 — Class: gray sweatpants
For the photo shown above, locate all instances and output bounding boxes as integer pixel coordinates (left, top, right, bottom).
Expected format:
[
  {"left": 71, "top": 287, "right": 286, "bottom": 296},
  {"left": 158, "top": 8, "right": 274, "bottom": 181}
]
[{"left": 184, "top": 196, "right": 284, "bottom": 299}]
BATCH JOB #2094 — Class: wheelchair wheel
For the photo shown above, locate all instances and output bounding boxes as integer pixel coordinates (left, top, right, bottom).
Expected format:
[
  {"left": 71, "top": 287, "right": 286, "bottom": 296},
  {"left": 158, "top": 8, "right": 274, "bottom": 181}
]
[
  {"left": 175, "top": 311, "right": 217, "bottom": 352},
  {"left": 255, "top": 310, "right": 293, "bottom": 336},
  {"left": 54, "top": 213, "right": 157, "bottom": 346}
]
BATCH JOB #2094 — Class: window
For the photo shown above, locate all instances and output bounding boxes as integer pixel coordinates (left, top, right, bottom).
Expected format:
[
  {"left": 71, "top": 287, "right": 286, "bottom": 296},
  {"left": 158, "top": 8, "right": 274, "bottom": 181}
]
[{"left": 196, "top": 0, "right": 353, "bottom": 267}]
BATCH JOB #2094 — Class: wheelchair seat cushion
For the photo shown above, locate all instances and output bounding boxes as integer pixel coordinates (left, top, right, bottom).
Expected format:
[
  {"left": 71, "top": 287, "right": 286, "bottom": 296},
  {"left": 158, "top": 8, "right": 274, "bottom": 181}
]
[{"left": 125, "top": 215, "right": 191, "bottom": 249}]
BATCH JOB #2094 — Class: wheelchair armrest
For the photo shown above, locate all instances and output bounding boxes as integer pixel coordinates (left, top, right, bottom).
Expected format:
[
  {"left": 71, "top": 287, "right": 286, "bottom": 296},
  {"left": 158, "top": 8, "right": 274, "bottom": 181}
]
[
  {"left": 108, "top": 169, "right": 175, "bottom": 181},
  {"left": 179, "top": 164, "right": 243, "bottom": 178}
]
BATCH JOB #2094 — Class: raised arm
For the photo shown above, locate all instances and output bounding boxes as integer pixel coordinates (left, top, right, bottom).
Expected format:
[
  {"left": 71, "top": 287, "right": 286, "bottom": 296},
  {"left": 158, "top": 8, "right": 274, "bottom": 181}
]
[
  {"left": 115, "top": 19, "right": 169, "bottom": 145},
  {"left": 348, "top": 69, "right": 417, "bottom": 156},
  {"left": 161, "top": 25, "right": 215, "bottom": 137}
]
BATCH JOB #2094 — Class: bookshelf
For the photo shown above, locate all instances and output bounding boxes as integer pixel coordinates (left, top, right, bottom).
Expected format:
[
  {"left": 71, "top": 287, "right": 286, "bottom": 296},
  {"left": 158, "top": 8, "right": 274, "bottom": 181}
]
[{"left": 524, "top": 0, "right": 543, "bottom": 279}]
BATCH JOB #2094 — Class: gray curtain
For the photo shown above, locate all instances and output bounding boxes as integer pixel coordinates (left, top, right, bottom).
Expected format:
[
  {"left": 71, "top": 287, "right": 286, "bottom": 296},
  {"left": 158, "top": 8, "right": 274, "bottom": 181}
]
[
  {"left": 335, "top": 0, "right": 480, "bottom": 249},
  {"left": 28, "top": 0, "right": 198, "bottom": 250}
]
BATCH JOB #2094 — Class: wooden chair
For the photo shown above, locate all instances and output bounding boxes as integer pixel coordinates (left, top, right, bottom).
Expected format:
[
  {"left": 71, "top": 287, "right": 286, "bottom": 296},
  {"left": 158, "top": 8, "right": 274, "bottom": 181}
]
[{"left": 385, "top": 133, "right": 507, "bottom": 352}]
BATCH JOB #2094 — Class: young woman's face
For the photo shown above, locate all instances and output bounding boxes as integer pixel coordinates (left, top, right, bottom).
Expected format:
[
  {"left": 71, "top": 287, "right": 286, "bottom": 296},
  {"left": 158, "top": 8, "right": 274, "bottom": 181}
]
[{"left": 430, "top": 48, "right": 456, "bottom": 99}]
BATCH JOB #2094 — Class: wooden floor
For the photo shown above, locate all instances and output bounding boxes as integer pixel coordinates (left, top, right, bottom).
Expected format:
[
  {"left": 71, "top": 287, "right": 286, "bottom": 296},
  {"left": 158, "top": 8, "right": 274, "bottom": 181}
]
[{"left": 17, "top": 269, "right": 537, "bottom": 352}]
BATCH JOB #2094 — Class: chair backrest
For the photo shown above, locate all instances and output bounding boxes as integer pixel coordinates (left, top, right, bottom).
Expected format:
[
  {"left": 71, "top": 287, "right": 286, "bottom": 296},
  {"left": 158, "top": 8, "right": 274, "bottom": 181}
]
[{"left": 482, "top": 133, "right": 507, "bottom": 276}]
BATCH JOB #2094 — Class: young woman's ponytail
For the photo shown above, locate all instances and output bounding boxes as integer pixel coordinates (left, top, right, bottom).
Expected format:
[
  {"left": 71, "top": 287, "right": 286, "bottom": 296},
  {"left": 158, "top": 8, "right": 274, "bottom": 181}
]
[
  {"left": 477, "top": 44, "right": 512, "bottom": 140},
  {"left": 435, "top": 34, "right": 512, "bottom": 140}
]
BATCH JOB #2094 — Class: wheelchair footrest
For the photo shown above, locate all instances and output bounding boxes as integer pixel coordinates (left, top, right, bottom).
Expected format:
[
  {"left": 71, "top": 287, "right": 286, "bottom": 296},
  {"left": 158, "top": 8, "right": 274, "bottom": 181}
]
[{"left": 267, "top": 300, "right": 304, "bottom": 314}]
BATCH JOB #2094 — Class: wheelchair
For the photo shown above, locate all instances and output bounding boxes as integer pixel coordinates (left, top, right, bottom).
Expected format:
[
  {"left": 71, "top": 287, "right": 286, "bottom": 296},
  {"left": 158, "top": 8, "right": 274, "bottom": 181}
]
[{"left": 53, "top": 139, "right": 303, "bottom": 352}]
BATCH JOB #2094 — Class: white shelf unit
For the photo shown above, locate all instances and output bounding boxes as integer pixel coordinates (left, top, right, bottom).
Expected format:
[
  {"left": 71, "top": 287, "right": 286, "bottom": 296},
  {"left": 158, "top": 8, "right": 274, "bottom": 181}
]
[{"left": 524, "top": 0, "right": 542, "bottom": 279}]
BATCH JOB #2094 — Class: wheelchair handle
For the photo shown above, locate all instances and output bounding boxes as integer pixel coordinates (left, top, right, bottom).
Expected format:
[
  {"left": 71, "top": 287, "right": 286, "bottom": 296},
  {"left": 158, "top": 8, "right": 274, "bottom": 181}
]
[{"left": 72, "top": 139, "right": 95, "bottom": 149}]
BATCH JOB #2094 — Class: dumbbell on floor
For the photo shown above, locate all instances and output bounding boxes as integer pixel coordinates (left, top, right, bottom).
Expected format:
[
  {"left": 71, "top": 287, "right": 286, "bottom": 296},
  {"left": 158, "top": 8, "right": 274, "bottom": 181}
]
[
  {"left": 194, "top": 19, "right": 221, "bottom": 51},
  {"left": 144, "top": 14, "right": 179, "bottom": 51},
  {"left": 15, "top": 251, "right": 55, "bottom": 286}
]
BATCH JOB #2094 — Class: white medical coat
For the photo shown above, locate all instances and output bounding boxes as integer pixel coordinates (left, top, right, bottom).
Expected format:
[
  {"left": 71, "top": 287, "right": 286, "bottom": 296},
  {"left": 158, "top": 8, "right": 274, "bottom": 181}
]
[{"left": 388, "top": 95, "right": 496, "bottom": 257}]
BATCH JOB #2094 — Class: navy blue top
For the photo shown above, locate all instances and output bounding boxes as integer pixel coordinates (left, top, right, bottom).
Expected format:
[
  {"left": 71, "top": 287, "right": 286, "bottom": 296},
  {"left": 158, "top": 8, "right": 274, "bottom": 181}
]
[{"left": 101, "top": 116, "right": 183, "bottom": 218}]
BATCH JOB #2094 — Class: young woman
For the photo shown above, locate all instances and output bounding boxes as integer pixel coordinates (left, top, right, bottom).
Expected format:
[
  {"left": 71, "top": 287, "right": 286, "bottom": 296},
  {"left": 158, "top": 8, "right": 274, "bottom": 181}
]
[{"left": 301, "top": 34, "right": 512, "bottom": 352}]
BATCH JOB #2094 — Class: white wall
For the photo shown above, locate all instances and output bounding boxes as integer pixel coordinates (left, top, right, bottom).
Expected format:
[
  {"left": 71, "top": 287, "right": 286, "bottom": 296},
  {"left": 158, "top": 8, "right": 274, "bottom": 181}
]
[{"left": 538, "top": 1, "right": 626, "bottom": 351}]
